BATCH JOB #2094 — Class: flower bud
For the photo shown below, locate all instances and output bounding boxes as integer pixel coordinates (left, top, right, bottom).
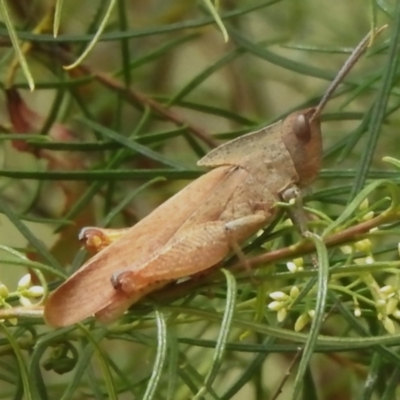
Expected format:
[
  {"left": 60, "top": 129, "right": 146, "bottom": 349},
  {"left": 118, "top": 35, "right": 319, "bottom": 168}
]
[
  {"left": 19, "top": 296, "right": 31, "bottom": 307},
  {"left": 293, "top": 258, "right": 304, "bottom": 267},
  {"left": 382, "top": 317, "right": 395, "bottom": 334},
  {"left": 269, "top": 291, "right": 288, "bottom": 301},
  {"left": 354, "top": 239, "right": 371, "bottom": 253},
  {"left": 354, "top": 307, "right": 361, "bottom": 317},
  {"left": 365, "top": 256, "right": 374, "bottom": 265},
  {"left": 294, "top": 313, "right": 310, "bottom": 332},
  {"left": 283, "top": 219, "right": 293, "bottom": 227},
  {"left": 340, "top": 245, "right": 352, "bottom": 255},
  {"left": 359, "top": 198, "right": 369, "bottom": 211},
  {"left": 0, "top": 283, "right": 9, "bottom": 299},
  {"left": 362, "top": 211, "right": 374, "bottom": 221},
  {"left": 290, "top": 286, "right": 300, "bottom": 298},
  {"left": 286, "top": 262, "right": 297, "bottom": 273},
  {"left": 387, "top": 298, "right": 399, "bottom": 315},
  {"left": 268, "top": 301, "right": 285, "bottom": 311},
  {"left": 380, "top": 285, "right": 395, "bottom": 296},
  {"left": 376, "top": 299, "right": 386, "bottom": 308},
  {"left": 27, "top": 286, "right": 44, "bottom": 298},
  {"left": 17, "top": 274, "right": 31, "bottom": 290},
  {"left": 277, "top": 308, "right": 287, "bottom": 322}
]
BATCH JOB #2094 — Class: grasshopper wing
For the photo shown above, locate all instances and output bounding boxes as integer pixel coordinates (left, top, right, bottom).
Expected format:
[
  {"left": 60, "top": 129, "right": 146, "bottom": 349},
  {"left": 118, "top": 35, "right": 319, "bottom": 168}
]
[{"left": 44, "top": 165, "right": 244, "bottom": 327}]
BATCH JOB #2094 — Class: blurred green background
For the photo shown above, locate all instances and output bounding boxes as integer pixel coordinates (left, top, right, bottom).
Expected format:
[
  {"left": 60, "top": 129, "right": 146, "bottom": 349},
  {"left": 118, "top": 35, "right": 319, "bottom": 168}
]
[{"left": 0, "top": 0, "right": 399, "bottom": 399}]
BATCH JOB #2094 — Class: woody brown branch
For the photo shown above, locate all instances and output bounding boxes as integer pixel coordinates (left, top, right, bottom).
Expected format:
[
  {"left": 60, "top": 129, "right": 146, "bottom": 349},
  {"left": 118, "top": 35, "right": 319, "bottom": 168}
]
[
  {"left": 156, "top": 210, "right": 398, "bottom": 301},
  {"left": 38, "top": 43, "right": 219, "bottom": 148}
]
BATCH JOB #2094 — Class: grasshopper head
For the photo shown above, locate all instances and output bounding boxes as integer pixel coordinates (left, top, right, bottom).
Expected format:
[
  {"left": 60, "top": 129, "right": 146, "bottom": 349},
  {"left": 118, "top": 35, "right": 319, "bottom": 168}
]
[
  {"left": 281, "top": 107, "right": 322, "bottom": 188},
  {"left": 278, "top": 29, "right": 380, "bottom": 188}
]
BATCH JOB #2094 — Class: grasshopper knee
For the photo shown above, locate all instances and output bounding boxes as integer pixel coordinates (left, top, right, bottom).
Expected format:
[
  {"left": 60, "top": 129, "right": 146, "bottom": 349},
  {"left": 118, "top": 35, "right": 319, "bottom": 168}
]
[
  {"left": 280, "top": 185, "right": 301, "bottom": 202},
  {"left": 224, "top": 214, "right": 265, "bottom": 235},
  {"left": 111, "top": 270, "right": 131, "bottom": 291}
]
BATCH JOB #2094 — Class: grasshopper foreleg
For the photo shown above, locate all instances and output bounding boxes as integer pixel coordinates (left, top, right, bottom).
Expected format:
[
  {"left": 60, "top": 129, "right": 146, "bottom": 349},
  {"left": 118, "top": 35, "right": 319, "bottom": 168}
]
[{"left": 280, "top": 186, "right": 310, "bottom": 236}]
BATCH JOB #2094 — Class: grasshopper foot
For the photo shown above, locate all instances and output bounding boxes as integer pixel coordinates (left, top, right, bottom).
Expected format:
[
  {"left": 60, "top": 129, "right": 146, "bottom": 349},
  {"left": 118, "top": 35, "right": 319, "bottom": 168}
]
[
  {"left": 79, "top": 227, "right": 112, "bottom": 252},
  {"left": 79, "top": 227, "right": 131, "bottom": 252}
]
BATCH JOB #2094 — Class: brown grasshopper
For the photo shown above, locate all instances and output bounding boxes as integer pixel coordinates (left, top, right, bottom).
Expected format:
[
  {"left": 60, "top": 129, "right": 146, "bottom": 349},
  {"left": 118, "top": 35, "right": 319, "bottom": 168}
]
[{"left": 44, "top": 31, "right": 379, "bottom": 327}]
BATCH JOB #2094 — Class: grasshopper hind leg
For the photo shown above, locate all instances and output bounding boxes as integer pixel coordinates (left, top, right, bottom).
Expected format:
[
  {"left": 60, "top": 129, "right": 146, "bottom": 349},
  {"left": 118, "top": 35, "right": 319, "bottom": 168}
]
[
  {"left": 112, "top": 213, "right": 267, "bottom": 295},
  {"left": 224, "top": 214, "right": 267, "bottom": 272},
  {"left": 95, "top": 280, "right": 171, "bottom": 323}
]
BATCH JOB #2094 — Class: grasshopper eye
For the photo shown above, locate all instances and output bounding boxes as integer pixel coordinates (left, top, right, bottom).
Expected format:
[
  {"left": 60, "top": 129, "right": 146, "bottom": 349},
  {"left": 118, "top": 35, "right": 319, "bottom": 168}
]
[{"left": 293, "top": 114, "right": 311, "bottom": 142}]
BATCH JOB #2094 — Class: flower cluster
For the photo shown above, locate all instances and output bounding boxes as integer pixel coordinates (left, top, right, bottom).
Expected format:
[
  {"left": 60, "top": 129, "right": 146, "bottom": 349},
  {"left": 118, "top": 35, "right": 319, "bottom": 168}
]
[
  {"left": 367, "top": 282, "right": 400, "bottom": 334},
  {"left": 17, "top": 274, "right": 44, "bottom": 307},
  {"left": 268, "top": 285, "right": 300, "bottom": 323},
  {"left": 340, "top": 235, "right": 400, "bottom": 334},
  {"left": 267, "top": 218, "right": 400, "bottom": 334},
  {"left": 267, "top": 259, "right": 305, "bottom": 326},
  {"left": 0, "top": 274, "right": 45, "bottom": 324}
]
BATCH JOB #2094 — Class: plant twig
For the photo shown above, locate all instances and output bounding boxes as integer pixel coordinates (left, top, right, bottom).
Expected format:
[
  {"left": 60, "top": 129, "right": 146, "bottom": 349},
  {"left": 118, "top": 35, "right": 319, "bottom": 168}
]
[{"left": 35, "top": 43, "right": 219, "bottom": 148}]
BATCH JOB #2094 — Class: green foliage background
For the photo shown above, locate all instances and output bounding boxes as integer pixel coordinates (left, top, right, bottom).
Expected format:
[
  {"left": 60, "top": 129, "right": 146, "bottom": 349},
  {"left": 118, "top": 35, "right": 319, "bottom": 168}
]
[{"left": 0, "top": 0, "right": 399, "bottom": 399}]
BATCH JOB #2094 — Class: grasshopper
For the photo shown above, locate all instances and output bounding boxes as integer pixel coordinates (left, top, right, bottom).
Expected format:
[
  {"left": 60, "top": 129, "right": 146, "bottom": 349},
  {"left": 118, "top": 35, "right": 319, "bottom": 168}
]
[{"left": 44, "top": 31, "right": 378, "bottom": 327}]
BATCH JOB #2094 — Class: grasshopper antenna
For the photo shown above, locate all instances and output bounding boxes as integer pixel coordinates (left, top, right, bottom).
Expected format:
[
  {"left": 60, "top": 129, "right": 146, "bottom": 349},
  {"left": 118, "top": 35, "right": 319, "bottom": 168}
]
[{"left": 310, "top": 26, "right": 387, "bottom": 122}]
